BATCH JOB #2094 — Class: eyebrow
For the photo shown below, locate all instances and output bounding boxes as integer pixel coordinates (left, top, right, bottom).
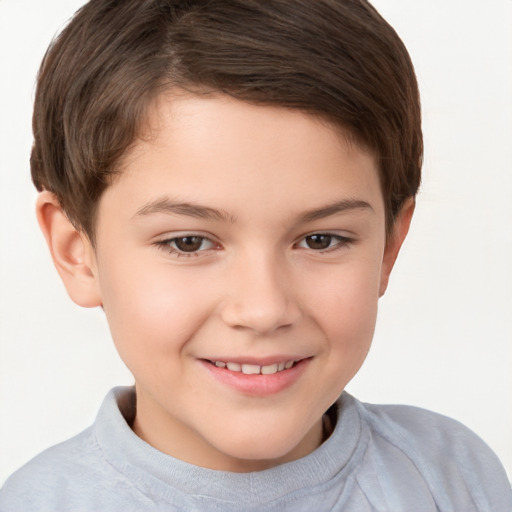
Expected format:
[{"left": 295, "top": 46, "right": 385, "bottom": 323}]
[
  {"left": 133, "top": 198, "right": 237, "bottom": 223},
  {"left": 133, "top": 197, "right": 373, "bottom": 224},
  {"left": 298, "top": 199, "right": 373, "bottom": 223}
]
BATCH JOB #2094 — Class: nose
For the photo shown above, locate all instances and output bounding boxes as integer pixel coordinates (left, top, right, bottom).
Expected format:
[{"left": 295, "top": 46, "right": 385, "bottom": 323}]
[{"left": 220, "top": 253, "right": 302, "bottom": 335}]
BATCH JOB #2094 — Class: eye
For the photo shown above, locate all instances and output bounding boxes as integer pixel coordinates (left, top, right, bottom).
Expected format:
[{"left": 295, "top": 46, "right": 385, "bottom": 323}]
[
  {"left": 156, "top": 235, "right": 217, "bottom": 256},
  {"left": 296, "top": 233, "right": 351, "bottom": 251},
  {"left": 172, "top": 236, "right": 211, "bottom": 252}
]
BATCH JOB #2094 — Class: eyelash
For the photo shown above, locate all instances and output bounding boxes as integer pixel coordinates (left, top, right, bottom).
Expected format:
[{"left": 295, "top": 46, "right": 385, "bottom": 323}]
[
  {"left": 295, "top": 233, "right": 353, "bottom": 253},
  {"left": 155, "top": 232, "right": 353, "bottom": 258},
  {"left": 155, "top": 235, "right": 218, "bottom": 258}
]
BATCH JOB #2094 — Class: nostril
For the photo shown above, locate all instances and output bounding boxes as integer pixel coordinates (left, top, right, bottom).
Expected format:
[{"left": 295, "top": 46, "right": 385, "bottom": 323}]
[{"left": 220, "top": 298, "right": 301, "bottom": 334}]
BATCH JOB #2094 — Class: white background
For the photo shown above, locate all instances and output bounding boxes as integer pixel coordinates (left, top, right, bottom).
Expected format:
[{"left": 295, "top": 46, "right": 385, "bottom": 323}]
[{"left": 0, "top": 0, "right": 511, "bottom": 485}]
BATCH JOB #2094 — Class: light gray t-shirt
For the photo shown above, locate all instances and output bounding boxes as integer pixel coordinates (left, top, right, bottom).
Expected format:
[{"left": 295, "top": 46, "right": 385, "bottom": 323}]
[{"left": 0, "top": 387, "right": 510, "bottom": 511}]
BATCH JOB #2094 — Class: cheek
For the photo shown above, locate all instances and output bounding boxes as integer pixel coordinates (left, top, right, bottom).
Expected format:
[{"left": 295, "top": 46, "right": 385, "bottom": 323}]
[
  {"left": 307, "top": 257, "right": 382, "bottom": 354},
  {"left": 97, "top": 257, "right": 214, "bottom": 366}
]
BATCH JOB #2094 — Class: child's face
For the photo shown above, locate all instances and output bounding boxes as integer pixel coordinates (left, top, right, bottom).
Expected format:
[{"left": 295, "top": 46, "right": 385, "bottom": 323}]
[{"left": 83, "top": 92, "right": 405, "bottom": 471}]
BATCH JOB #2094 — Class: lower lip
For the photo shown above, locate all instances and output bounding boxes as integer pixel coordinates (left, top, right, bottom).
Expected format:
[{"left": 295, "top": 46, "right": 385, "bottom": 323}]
[{"left": 201, "top": 358, "right": 311, "bottom": 396}]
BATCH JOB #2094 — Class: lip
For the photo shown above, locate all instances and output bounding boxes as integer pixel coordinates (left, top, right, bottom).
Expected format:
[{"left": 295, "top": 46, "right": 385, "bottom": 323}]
[
  {"left": 203, "top": 354, "right": 305, "bottom": 367},
  {"left": 201, "top": 357, "right": 312, "bottom": 396}
]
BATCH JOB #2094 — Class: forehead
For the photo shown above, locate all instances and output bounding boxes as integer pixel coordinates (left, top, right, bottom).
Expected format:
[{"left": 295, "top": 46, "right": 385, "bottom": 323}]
[{"left": 104, "top": 91, "right": 384, "bottom": 225}]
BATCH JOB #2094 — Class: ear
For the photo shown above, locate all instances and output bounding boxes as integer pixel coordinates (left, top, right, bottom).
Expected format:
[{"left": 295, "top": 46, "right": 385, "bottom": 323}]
[
  {"left": 379, "top": 198, "right": 415, "bottom": 297},
  {"left": 36, "top": 191, "right": 102, "bottom": 308}
]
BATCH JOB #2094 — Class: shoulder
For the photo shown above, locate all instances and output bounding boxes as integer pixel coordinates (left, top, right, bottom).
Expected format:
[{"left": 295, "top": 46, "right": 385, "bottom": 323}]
[
  {"left": 0, "top": 387, "right": 160, "bottom": 512},
  {"left": 360, "top": 400, "right": 503, "bottom": 463},
  {"left": 0, "top": 425, "right": 149, "bottom": 512},
  {"left": 0, "top": 427, "right": 101, "bottom": 510},
  {"left": 362, "top": 400, "right": 485, "bottom": 445},
  {"left": 353, "top": 398, "right": 512, "bottom": 510}
]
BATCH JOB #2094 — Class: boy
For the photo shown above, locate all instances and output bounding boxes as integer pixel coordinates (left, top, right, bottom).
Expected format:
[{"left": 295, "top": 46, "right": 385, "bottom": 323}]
[{"left": 0, "top": 0, "right": 510, "bottom": 510}]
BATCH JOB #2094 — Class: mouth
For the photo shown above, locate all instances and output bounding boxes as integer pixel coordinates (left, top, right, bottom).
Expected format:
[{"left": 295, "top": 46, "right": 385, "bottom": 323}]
[
  {"left": 208, "top": 359, "right": 298, "bottom": 375},
  {"left": 202, "top": 357, "right": 311, "bottom": 396}
]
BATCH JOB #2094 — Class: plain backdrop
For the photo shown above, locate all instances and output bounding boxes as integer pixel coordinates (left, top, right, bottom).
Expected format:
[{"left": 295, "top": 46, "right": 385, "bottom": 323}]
[{"left": 0, "top": 0, "right": 511, "bottom": 485}]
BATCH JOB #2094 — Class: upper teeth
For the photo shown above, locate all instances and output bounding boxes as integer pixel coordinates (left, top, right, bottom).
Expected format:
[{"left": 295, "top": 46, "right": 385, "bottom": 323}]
[{"left": 213, "top": 360, "right": 295, "bottom": 375}]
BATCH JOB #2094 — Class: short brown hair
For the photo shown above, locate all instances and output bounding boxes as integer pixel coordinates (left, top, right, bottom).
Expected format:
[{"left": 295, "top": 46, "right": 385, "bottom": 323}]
[{"left": 31, "top": 0, "right": 422, "bottom": 241}]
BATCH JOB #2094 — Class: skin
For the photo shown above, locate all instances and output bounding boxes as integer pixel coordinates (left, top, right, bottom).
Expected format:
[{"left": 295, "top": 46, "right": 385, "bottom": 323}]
[{"left": 38, "top": 92, "right": 413, "bottom": 473}]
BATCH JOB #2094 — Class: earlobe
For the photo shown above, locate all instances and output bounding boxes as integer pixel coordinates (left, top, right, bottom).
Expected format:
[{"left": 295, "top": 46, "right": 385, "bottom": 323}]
[
  {"left": 379, "top": 198, "right": 415, "bottom": 297},
  {"left": 36, "top": 191, "right": 102, "bottom": 308}
]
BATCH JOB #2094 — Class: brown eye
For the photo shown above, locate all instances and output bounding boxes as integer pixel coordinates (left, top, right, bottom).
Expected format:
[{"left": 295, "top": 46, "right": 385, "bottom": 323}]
[
  {"left": 173, "top": 236, "right": 206, "bottom": 252},
  {"left": 304, "top": 234, "right": 333, "bottom": 250},
  {"left": 156, "top": 234, "right": 217, "bottom": 257},
  {"left": 296, "top": 233, "right": 352, "bottom": 252}
]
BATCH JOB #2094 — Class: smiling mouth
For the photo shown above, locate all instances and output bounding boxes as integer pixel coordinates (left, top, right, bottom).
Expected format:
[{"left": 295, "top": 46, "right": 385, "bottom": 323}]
[{"left": 208, "top": 359, "right": 300, "bottom": 375}]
